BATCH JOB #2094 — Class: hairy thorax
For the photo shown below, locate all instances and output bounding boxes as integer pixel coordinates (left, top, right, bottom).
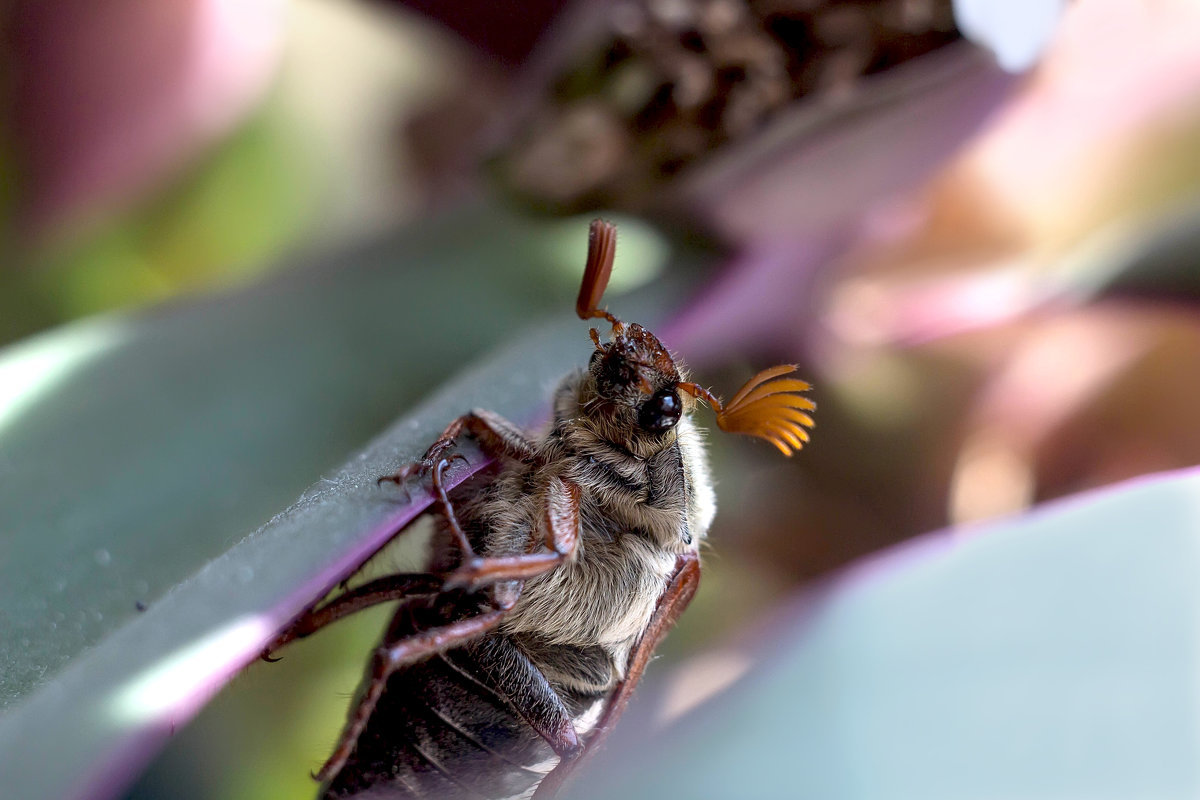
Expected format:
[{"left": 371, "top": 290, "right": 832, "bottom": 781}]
[
  {"left": 463, "top": 467, "right": 678, "bottom": 682},
  {"left": 447, "top": 370, "right": 716, "bottom": 694}
]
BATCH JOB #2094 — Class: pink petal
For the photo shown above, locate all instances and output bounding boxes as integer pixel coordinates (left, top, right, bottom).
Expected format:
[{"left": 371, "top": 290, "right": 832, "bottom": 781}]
[{"left": 12, "top": 0, "right": 285, "bottom": 239}]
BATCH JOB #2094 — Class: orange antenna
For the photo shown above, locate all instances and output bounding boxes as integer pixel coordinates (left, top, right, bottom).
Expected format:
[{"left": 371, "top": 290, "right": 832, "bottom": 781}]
[
  {"left": 678, "top": 365, "right": 816, "bottom": 456},
  {"left": 577, "top": 219, "right": 620, "bottom": 327}
]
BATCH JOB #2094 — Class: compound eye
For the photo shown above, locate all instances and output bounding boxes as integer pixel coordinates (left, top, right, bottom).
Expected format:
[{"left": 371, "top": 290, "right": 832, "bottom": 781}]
[{"left": 638, "top": 388, "right": 682, "bottom": 433}]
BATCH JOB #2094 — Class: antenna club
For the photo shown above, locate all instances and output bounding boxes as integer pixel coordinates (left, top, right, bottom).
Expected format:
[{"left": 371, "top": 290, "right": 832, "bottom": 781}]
[{"left": 577, "top": 219, "right": 619, "bottom": 322}]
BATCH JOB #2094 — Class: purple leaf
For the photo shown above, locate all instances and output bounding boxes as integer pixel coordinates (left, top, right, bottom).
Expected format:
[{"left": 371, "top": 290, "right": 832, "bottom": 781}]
[{"left": 570, "top": 467, "right": 1200, "bottom": 798}]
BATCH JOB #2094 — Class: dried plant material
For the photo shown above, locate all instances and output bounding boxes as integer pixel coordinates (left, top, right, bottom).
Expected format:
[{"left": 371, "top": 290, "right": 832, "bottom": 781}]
[{"left": 497, "top": 0, "right": 961, "bottom": 212}]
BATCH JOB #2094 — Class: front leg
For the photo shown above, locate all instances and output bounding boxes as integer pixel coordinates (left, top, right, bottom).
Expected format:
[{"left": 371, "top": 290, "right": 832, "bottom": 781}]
[
  {"left": 379, "top": 409, "right": 539, "bottom": 487},
  {"left": 446, "top": 475, "right": 581, "bottom": 590}
]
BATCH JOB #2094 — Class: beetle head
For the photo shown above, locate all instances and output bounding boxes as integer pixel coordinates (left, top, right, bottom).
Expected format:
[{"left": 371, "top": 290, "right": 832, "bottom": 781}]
[
  {"left": 587, "top": 321, "right": 684, "bottom": 436},
  {"left": 575, "top": 218, "right": 815, "bottom": 454}
]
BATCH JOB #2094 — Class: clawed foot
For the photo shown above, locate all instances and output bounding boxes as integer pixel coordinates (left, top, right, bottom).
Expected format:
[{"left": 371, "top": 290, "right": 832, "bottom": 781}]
[{"left": 377, "top": 440, "right": 469, "bottom": 491}]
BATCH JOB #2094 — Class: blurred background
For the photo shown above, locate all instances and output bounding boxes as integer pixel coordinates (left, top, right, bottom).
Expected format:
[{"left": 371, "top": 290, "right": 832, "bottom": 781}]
[{"left": 4, "top": 0, "right": 1200, "bottom": 798}]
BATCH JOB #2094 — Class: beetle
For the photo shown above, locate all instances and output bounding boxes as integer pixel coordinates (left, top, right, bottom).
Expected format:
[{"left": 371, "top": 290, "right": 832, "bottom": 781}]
[{"left": 268, "top": 220, "right": 815, "bottom": 799}]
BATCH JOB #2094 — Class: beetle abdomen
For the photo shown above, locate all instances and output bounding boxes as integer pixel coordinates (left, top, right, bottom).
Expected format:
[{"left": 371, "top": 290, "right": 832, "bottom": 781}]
[{"left": 322, "top": 648, "right": 557, "bottom": 800}]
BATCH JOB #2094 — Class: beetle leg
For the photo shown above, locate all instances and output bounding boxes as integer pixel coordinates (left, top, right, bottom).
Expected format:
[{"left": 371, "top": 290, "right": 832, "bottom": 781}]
[
  {"left": 532, "top": 551, "right": 701, "bottom": 799},
  {"left": 264, "top": 456, "right": 480, "bottom": 661},
  {"left": 262, "top": 573, "right": 443, "bottom": 660},
  {"left": 264, "top": 458, "right": 471, "bottom": 661},
  {"left": 444, "top": 476, "right": 581, "bottom": 590},
  {"left": 317, "top": 591, "right": 520, "bottom": 783},
  {"left": 457, "top": 408, "right": 540, "bottom": 462},
  {"left": 426, "top": 456, "right": 479, "bottom": 558},
  {"left": 377, "top": 409, "right": 539, "bottom": 487}
]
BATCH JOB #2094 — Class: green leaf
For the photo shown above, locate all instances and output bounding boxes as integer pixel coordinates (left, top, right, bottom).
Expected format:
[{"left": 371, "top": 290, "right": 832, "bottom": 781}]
[{"left": 0, "top": 206, "right": 680, "bottom": 800}]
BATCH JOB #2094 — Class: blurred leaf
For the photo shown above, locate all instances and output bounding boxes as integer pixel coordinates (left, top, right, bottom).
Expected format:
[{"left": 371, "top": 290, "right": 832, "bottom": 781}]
[
  {"left": 0, "top": 205, "right": 683, "bottom": 800},
  {"left": 571, "top": 468, "right": 1200, "bottom": 799},
  {"left": 676, "top": 42, "right": 1019, "bottom": 243},
  {"left": 0, "top": 100, "right": 318, "bottom": 346}
]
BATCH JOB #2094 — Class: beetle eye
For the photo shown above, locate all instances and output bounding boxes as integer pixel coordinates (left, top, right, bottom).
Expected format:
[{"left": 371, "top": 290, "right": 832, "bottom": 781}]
[{"left": 638, "top": 388, "right": 682, "bottom": 433}]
